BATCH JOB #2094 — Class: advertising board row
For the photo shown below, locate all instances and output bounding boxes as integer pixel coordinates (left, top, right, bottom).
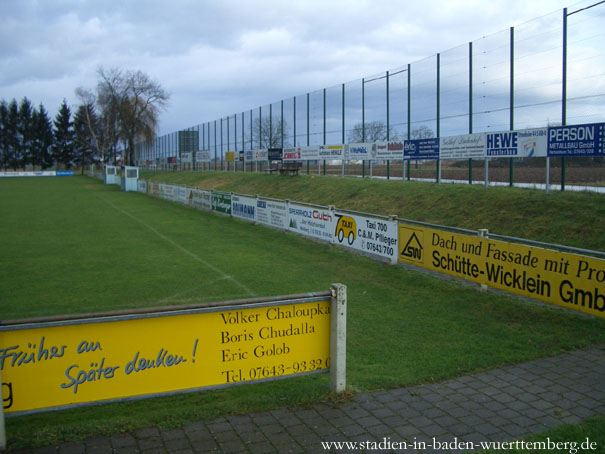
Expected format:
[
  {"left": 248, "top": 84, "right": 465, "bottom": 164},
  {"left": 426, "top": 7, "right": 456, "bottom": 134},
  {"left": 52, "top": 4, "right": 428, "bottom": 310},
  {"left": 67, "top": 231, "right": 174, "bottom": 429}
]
[
  {"left": 151, "top": 122, "right": 603, "bottom": 164},
  {"left": 283, "top": 123, "right": 603, "bottom": 161},
  {"left": 142, "top": 181, "right": 604, "bottom": 319},
  {"left": 0, "top": 171, "right": 74, "bottom": 177},
  {"left": 144, "top": 183, "right": 399, "bottom": 263}
]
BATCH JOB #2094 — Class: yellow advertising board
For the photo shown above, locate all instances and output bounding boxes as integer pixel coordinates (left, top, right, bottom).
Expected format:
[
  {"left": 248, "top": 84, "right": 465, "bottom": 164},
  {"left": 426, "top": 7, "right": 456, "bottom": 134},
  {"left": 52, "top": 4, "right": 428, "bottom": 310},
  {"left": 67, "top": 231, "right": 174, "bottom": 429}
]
[
  {"left": 398, "top": 223, "right": 604, "bottom": 318},
  {"left": 225, "top": 152, "right": 235, "bottom": 162},
  {"left": 0, "top": 297, "right": 331, "bottom": 415}
]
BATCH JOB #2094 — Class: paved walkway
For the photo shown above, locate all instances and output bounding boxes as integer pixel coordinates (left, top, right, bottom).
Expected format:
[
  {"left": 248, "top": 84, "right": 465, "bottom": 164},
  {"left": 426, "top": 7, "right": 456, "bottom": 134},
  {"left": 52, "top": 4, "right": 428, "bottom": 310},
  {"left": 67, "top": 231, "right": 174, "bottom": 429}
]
[{"left": 18, "top": 344, "right": 605, "bottom": 454}]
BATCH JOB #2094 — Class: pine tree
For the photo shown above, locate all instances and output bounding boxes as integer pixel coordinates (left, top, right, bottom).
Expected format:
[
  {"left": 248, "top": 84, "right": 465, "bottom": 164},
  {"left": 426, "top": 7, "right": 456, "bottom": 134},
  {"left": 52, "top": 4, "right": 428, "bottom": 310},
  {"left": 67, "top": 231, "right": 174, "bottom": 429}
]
[
  {"left": 18, "top": 97, "right": 34, "bottom": 168},
  {"left": 0, "top": 100, "right": 7, "bottom": 169},
  {"left": 5, "top": 99, "right": 20, "bottom": 170},
  {"left": 52, "top": 100, "right": 75, "bottom": 169},
  {"left": 73, "top": 104, "right": 97, "bottom": 170},
  {"left": 31, "top": 104, "right": 54, "bottom": 169}
]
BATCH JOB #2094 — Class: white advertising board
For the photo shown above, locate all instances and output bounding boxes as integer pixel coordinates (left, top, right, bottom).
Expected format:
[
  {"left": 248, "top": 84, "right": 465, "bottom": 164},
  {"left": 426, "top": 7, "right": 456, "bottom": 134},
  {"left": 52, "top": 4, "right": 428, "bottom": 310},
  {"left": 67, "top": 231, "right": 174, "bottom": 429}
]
[
  {"left": 176, "top": 186, "right": 191, "bottom": 204},
  {"left": 486, "top": 129, "right": 548, "bottom": 158},
  {"left": 373, "top": 142, "right": 404, "bottom": 161},
  {"left": 319, "top": 145, "right": 345, "bottom": 160},
  {"left": 137, "top": 180, "right": 147, "bottom": 193},
  {"left": 346, "top": 143, "right": 374, "bottom": 161},
  {"left": 231, "top": 194, "right": 257, "bottom": 222},
  {"left": 191, "top": 189, "right": 212, "bottom": 211},
  {"left": 245, "top": 149, "right": 268, "bottom": 162},
  {"left": 283, "top": 148, "right": 302, "bottom": 161},
  {"left": 440, "top": 133, "right": 486, "bottom": 160},
  {"left": 0, "top": 171, "right": 56, "bottom": 177},
  {"left": 288, "top": 203, "right": 335, "bottom": 243},
  {"left": 180, "top": 152, "right": 193, "bottom": 163},
  {"left": 159, "top": 183, "right": 176, "bottom": 201},
  {"left": 256, "top": 199, "right": 288, "bottom": 230},
  {"left": 195, "top": 150, "right": 211, "bottom": 163},
  {"left": 515, "top": 128, "right": 548, "bottom": 158},
  {"left": 333, "top": 212, "right": 398, "bottom": 263},
  {"left": 300, "top": 146, "right": 320, "bottom": 161}
]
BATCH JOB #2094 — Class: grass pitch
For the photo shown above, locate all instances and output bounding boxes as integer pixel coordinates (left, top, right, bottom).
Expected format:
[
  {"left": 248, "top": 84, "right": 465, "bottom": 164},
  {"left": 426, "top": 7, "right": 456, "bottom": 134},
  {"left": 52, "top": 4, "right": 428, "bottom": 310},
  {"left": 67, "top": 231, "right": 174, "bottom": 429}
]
[{"left": 1, "top": 175, "right": 603, "bottom": 449}]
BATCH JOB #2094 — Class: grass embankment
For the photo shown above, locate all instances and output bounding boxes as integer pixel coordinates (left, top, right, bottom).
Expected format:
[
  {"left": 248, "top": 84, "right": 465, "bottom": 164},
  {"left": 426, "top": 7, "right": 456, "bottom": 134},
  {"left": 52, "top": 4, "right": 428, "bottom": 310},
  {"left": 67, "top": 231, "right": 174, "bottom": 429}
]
[
  {"left": 0, "top": 176, "right": 603, "bottom": 450},
  {"left": 142, "top": 171, "right": 605, "bottom": 252}
]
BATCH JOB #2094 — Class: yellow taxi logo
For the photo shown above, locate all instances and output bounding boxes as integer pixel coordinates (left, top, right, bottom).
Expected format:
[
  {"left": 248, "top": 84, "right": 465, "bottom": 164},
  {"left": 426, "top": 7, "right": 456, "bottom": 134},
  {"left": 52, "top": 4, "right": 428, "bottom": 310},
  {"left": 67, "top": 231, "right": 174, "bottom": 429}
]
[{"left": 335, "top": 215, "right": 356, "bottom": 245}]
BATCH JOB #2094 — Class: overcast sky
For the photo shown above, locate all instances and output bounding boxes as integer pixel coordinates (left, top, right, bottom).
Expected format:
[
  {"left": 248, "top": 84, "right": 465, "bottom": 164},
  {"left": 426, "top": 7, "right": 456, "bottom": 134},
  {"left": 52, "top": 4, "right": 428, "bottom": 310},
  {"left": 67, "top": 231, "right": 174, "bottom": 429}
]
[{"left": 0, "top": 0, "right": 592, "bottom": 136}]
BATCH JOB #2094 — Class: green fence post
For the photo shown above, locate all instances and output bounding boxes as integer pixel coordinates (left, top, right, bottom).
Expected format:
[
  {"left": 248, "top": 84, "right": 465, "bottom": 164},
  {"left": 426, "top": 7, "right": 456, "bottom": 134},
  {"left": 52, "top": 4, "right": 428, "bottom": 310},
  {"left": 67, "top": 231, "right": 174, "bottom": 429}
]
[
  {"left": 561, "top": 7, "right": 568, "bottom": 191},
  {"left": 386, "top": 70, "right": 390, "bottom": 180},
  {"left": 468, "top": 41, "right": 473, "bottom": 185},
  {"left": 509, "top": 26, "right": 515, "bottom": 187}
]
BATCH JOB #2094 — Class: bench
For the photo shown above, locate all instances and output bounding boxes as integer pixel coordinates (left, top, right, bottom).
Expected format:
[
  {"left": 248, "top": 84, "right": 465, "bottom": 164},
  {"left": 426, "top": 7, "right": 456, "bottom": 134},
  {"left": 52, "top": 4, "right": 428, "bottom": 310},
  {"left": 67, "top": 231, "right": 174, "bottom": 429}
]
[
  {"left": 264, "top": 162, "right": 281, "bottom": 174},
  {"left": 279, "top": 161, "right": 302, "bottom": 176}
]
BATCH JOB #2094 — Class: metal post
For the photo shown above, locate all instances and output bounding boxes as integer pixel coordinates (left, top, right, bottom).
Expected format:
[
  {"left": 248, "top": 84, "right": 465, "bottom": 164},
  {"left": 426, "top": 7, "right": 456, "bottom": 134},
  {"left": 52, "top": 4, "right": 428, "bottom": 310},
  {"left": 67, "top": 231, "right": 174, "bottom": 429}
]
[
  {"left": 232, "top": 115, "right": 236, "bottom": 172},
  {"left": 0, "top": 371, "right": 5, "bottom": 450},
  {"left": 214, "top": 120, "right": 217, "bottom": 171},
  {"left": 362, "top": 78, "right": 365, "bottom": 178},
  {"left": 407, "top": 64, "right": 411, "bottom": 181},
  {"left": 307, "top": 93, "right": 310, "bottom": 175},
  {"left": 478, "top": 230, "right": 489, "bottom": 291},
  {"left": 509, "top": 27, "right": 515, "bottom": 186},
  {"left": 323, "top": 88, "right": 326, "bottom": 176},
  {"left": 469, "top": 41, "right": 473, "bottom": 185},
  {"left": 293, "top": 96, "right": 297, "bottom": 147},
  {"left": 330, "top": 283, "right": 347, "bottom": 394},
  {"left": 386, "top": 70, "right": 390, "bottom": 180},
  {"left": 342, "top": 83, "right": 345, "bottom": 178},
  {"left": 436, "top": 53, "right": 441, "bottom": 184},
  {"left": 242, "top": 112, "right": 246, "bottom": 172},
  {"left": 269, "top": 104, "right": 273, "bottom": 149},
  {"left": 546, "top": 157, "right": 551, "bottom": 194},
  {"left": 561, "top": 7, "right": 568, "bottom": 191}
]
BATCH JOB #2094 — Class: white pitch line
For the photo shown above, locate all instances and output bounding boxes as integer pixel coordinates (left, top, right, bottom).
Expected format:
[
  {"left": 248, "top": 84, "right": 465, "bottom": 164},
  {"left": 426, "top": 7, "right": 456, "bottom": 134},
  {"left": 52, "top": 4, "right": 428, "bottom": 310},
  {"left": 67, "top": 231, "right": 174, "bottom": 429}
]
[
  {"left": 152, "top": 276, "right": 232, "bottom": 305},
  {"left": 160, "top": 294, "right": 253, "bottom": 304},
  {"left": 96, "top": 194, "right": 256, "bottom": 297}
]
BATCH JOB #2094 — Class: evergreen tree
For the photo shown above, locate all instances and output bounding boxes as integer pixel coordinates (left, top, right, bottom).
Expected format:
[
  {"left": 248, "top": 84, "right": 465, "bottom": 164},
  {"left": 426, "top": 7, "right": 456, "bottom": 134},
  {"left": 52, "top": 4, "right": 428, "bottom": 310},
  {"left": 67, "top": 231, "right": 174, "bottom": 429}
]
[
  {"left": 18, "top": 97, "right": 34, "bottom": 168},
  {"left": 52, "top": 100, "right": 75, "bottom": 169},
  {"left": 5, "top": 99, "right": 20, "bottom": 170},
  {"left": 31, "top": 104, "right": 54, "bottom": 169},
  {"left": 73, "top": 104, "right": 97, "bottom": 170},
  {"left": 0, "top": 100, "right": 7, "bottom": 169}
]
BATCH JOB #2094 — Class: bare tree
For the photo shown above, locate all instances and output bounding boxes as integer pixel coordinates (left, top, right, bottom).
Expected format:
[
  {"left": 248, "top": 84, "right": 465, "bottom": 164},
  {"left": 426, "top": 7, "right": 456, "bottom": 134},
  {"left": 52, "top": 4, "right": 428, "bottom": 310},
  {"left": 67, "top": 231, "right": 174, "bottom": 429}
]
[
  {"left": 97, "top": 67, "right": 169, "bottom": 165},
  {"left": 75, "top": 87, "right": 120, "bottom": 164},
  {"left": 410, "top": 125, "right": 435, "bottom": 140},
  {"left": 250, "top": 117, "right": 288, "bottom": 148},
  {"left": 347, "top": 121, "right": 399, "bottom": 143}
]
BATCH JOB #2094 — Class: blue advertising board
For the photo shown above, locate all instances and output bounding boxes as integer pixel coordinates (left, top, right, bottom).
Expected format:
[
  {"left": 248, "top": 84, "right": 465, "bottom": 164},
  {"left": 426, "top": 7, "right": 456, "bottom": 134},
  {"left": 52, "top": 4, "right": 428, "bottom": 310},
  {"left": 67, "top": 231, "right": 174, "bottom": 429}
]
[
  {"left": 548, "top": 123, "right": 604, "bottom": 157},
  {"left": 56, "top": 170, "right": 74, "bottom": 176},
  {"left": 404, "top": 138, "right": 440, "bottom": 160}
]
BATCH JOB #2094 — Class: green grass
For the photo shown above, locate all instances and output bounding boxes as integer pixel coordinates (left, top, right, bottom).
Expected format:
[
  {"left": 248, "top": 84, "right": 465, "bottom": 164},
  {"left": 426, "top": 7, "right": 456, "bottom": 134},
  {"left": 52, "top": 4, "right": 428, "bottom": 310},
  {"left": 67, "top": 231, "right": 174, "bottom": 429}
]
[
  {"left": 141, "top": 170, "right": 605, "bottom": 252},
  {"left": 0, "top": 176, "right": 603, "bottom": 450}
]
